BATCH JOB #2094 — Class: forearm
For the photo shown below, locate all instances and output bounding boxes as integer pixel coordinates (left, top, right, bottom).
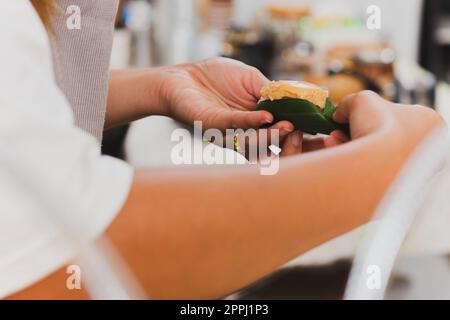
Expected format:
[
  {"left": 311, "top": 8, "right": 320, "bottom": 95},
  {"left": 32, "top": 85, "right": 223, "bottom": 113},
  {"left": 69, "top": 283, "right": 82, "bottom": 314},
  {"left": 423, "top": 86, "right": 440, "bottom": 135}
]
[
  {"left": 105, "top": 68, "right": 169, "bottom": 129},
  {"left": 107, "top": 129, "right": 409, "bottom": 299},
  {"left": 11, "top": 92, "right": 442, "bottom": 300}
]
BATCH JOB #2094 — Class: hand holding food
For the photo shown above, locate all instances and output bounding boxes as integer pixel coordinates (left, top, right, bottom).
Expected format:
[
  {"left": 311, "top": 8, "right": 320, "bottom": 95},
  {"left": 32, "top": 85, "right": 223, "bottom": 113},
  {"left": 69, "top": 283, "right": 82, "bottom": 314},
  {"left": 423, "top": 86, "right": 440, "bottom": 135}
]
[
  {"left": 162, "top": 58, "right": 294, "bottom": 137},
  {"left": 256, "top": 80, "right": 349, "bottom": 135},
  {"left": 334, "top": 90, "right": 444, "bottom": 145}
]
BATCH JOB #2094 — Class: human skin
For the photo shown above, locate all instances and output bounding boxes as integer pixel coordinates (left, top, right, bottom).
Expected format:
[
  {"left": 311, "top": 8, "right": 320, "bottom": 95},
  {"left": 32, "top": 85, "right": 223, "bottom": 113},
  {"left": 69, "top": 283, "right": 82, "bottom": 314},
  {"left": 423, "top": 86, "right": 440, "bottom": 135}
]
[
  {"left": 9, "top": 86, "right": 444, "bottom": 299},
  {"left": 105, "top": 58, "right": 347, "bottom": 152}
]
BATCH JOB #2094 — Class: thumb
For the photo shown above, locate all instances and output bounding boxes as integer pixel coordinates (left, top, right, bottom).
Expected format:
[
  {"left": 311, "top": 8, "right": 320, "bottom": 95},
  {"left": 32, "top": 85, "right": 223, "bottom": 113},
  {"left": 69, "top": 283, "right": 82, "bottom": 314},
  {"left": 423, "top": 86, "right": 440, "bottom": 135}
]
[
  {"left": 244, "top": 66, "right": 270, "bottom": 100},
  {"left": 333, "top": 91, "right": 392, "bottom": 139},
  {"left": 281, "top": 131, "right": 303, "bottom": 156},
  {"left": 333, "top": 90, "right": 388, "bottom": 124}
]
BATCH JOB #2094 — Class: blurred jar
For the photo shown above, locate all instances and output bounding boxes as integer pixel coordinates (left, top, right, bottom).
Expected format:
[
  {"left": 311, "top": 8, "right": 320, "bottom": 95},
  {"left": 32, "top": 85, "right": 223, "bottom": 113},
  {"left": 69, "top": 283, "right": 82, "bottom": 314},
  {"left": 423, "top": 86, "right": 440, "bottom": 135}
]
[
  {"left": 353, "top": 47, "right": 396, "bottom": 99},
  {"left": 266, "top": 3, "right": 310, "bottom": 46}
]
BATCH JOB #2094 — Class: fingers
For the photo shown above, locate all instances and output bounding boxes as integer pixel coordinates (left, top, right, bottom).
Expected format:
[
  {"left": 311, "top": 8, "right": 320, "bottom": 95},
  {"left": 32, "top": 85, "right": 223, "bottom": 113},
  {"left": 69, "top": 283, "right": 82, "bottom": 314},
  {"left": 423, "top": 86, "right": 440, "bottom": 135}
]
[
  {"left": 281, "top": 131, "right": 303, "bottom": 156},
  {"left": 324, "top": 130, "right": 350, "bottom": 148},
  {"left": 241, "top": 121, "right": 294, "bottom": 160},
  {"left": 301, "top": 131, "right": 349, "bottom": 152},
  {"left": 228, "top": 110, "right": 274, "bottom": 130},
  {"left": 333, "top": 91, "right": 395, "bottom": 139},
  {"left": 244, "top": 65, "right": 271, "bottom": 100},
  {"left": 302, "top": 136, "right": 326, "bottom": 152},
  {"left": 333, "top": 90, "right": 389, "bottom": 124},
  {"left": 330, "top": 130, "right": 350, "bottom": 142},
  {"left": 267, "top": 121, "right": 295, "bottom": 140},
  {"left": 322, "top": 136, "right": 344, "bottom": 149},
  {"left": 237, "top": 120, "right": 294, "bottom": 148}
]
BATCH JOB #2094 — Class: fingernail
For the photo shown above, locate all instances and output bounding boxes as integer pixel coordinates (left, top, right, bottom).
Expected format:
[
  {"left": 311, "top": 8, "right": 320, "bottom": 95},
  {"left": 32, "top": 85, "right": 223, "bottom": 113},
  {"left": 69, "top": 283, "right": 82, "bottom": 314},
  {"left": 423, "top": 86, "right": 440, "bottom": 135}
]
[
  {"left": 332, "top": 130, "right": 349, "bottom": 142},
  {"left": 263, "top": 117, "right": 273, "bottom": 124},
  {"left": 281, "top": 126, "right": 294, "bottom": 135},
  {"left": 291, "top": 132, "right": 301, "bottom": 147}
]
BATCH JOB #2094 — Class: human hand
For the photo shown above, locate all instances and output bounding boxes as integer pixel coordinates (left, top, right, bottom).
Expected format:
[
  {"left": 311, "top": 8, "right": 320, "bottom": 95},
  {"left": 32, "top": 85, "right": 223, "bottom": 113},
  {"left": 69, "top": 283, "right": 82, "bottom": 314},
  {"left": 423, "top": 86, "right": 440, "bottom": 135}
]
[
  {"left": 279, "top": 130, "right": 348, "bottom": 157},
  {"left": 161, "top": 57, "right": 295, "bottom": 138},
  {"left": 281, "top": 90, "right": 445, "bottom": 157},
  {"left": 333, "top": 91, "right": 444, "bottom": 152}
]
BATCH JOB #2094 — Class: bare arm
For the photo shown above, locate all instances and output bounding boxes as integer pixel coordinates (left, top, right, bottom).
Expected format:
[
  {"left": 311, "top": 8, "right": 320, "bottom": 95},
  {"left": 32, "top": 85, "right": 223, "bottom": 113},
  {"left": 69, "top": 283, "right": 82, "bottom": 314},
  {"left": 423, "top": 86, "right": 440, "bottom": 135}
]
[
  {"left": 105, "top": 59, "right": 294, "bottom": 135},
  {"left": 105, "top": 68, "right": 168, "bottom": 129},
  {"left": 109, "top": 133, "right": 398, "bottom": 299},
  {"left": 10, "top": 92, "right": 444, "bottom": 299},
  {"left": 106, "top": 92, "right": 444, "bottom": 299}
]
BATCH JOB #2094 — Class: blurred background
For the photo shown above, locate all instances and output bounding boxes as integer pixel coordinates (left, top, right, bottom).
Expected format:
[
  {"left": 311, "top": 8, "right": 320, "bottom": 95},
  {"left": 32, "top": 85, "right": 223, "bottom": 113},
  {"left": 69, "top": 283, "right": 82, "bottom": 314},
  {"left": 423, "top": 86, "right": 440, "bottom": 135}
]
[
  {"left": 105, "top": 0, "right": 450, "bottom": 157},
  {"left": 103, "top": 0, "right": 450, "bottom": 299}
]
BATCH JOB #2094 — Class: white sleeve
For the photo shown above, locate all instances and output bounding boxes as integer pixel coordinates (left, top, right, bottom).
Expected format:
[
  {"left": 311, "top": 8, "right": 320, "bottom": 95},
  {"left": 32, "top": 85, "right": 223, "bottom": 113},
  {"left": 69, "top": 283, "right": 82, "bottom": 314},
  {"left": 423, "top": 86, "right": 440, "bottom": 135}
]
[{"left": 0, "top": 1, "right": 133, "bottom": 297}]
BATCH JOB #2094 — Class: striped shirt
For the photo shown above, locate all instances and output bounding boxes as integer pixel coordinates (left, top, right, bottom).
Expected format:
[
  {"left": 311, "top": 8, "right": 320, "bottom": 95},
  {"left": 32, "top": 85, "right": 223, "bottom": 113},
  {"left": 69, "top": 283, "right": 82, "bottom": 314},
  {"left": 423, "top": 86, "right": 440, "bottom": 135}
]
[{"left": 50, "top": 0, "right": 119, "bottom": 141}]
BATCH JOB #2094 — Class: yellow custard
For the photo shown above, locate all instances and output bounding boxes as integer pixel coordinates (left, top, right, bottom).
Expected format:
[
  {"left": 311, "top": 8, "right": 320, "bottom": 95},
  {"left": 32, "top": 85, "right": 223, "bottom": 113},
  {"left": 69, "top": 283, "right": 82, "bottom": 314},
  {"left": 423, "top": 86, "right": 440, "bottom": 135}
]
[{"left": 260, "top": 81, "right": 329, "bottom": 109}]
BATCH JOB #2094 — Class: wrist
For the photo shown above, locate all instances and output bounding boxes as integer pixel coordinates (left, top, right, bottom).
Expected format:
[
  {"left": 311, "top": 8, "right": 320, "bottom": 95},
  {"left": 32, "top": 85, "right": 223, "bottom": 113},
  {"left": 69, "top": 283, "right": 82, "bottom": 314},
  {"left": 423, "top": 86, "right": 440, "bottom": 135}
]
[
  {"left": 135, "top": 66, "right": 172, "bottom": 117},
  {"left": 139, "top": 63, "right": 195, "bottom": 118},
  {"left": 109, "top": 67, "right": 174, "bottom": 118},
  {"left": 157, "top": 63, "right": 192, "bottom": 119}
]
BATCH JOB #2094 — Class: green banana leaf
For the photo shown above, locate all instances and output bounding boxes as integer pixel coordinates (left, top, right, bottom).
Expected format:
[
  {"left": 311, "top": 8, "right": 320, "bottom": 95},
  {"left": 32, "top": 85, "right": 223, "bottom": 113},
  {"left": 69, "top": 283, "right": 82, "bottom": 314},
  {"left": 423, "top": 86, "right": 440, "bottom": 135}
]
[{"left": 256, "top": 98, "right": 349, "bottom": 135}]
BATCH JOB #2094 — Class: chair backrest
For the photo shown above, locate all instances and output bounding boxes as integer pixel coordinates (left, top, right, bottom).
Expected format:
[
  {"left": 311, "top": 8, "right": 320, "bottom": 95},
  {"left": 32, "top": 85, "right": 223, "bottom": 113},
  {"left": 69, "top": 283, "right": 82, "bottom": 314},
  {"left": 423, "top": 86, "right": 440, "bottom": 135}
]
[{"left": 344, "top": 128, "right": 449, "bottom": 300}]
